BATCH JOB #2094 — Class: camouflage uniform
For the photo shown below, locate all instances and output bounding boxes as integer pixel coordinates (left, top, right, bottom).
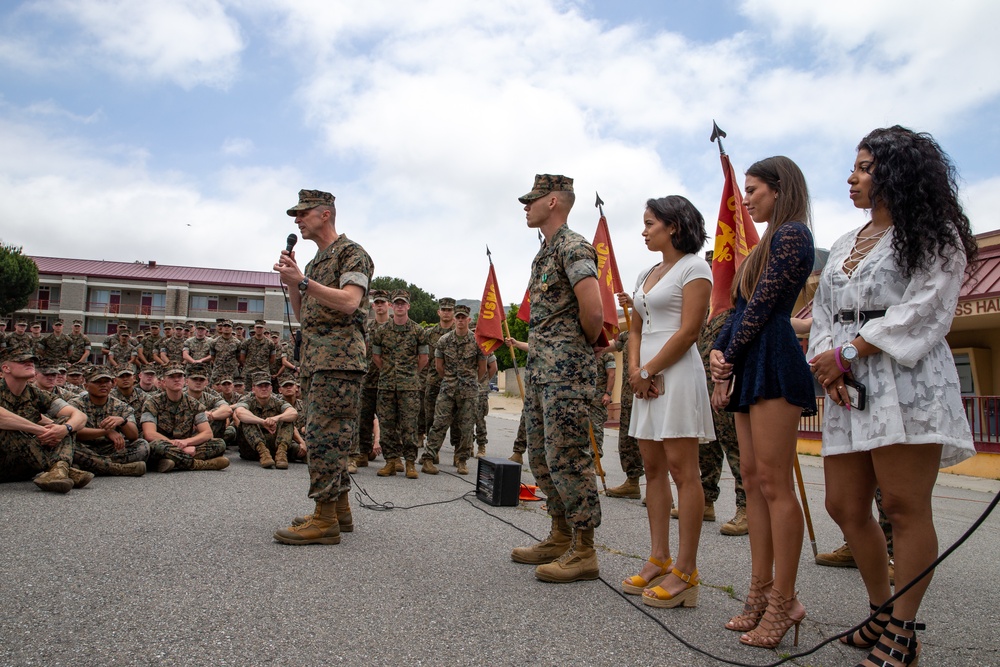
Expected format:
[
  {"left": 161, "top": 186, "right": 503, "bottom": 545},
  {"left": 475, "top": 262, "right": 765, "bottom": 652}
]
[
  {"left": 5, "top": 331, "right": 33, "bottom": 353},
  {"left": 615, "top": 331, "right": 643, "bottom": 478},
  {"left": 36, "top": 332, "right": 72, "bottom": 365},
  {"left": 241, "top": 335, "right": 276, "bottom": 385},
  {"left": 107, "top": 338, "right": 138, "bottom": 368},
  {"left": 69, "top": 392, "right": 150, "bottom": 470},
  {"left": 209, "top": 335, "right": 242, "bottom": 384},
  {"left": 111, "top": 384, "right": 147, "bottom": 419},
  {"left": 474, "top": 353, "right": 496, "bottom": 452},
  {"left": 421, "top": 329, "right": 484, "bottom": 464},
  {"left": 525, "top": 224, "right": 601, "bottom": 530},
  {"left": 512, "top": 408, "right": 528, "bottom": 455},
  {"left": 183, "top": 335, "right": 213, "bottom": 371},
  {"left": 0, "top": 379, "right": 75, "bottom": 483},
  {"left": 589, "top": 351, "right": 615, "bottom": 457},
  {"left": 233, "top": 392, "right": 296, "bottom": 462},
  {"left": 139, "top": 333, "right": 163, "bottom": 366},
  {"left": 187, "top": 386, "right": 235, "bottom": 444},
  {"left": 373, "top": 316, "right": 428, "bottom": 463},
  {"left": 697, "top": 311, "right": 744, "bottom": 508},
  {"left": 140, "top": 392, "right": 226, "bottom": 469},
  {"left": 298, "top": 232, "right": 373, "bottom": 500},
  {"left": 422, "top": 314, "right": 460, "bottom": 451},
  {"left": 357, "top": 312, "right": 387, "bottom": 459},
  {"left": 161, "top": 335, "right": 186, "bottom": 364},
  {"left": 67, "top": 331, "right": 92, "bottom": 363}
]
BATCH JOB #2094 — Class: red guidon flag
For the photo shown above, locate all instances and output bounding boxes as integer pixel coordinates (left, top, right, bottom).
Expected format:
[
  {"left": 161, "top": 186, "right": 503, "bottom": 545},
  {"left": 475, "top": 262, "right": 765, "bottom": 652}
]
[
  {"left": 476, "top": 263, "right": 505, "bottom": 356},
  {"left": 516, "top": 286, "right": 531, "bottom": 323},
  {"left": 592, "top": 214, "right": 624, "bottom": 340},
  {"left": 710, "top": 153, "right": 760, "bottom": 319}
]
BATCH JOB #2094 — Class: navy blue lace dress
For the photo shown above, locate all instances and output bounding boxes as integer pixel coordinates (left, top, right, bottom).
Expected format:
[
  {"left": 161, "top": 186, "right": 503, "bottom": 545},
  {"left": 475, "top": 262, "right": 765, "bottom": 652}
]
[{"left": 713, "top": 221, "right": 817, "bottom": 416}]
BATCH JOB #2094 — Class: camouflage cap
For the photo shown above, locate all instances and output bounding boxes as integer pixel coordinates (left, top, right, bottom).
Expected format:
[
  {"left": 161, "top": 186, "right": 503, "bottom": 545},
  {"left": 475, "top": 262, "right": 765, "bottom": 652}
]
[
  {"left": 454, "top": 304, "right": 471, "bottom": 317},
  {"left": 195, "top": 321, "right": 207, "bottom": 329},
  {"left": 390, "top": 289, "right": 410, "bottom": 304},
  {"left": 72, "top": 320, "right": 83, "bottom": 326},
  {"left": 370, "top": 289, "right": 389, "bottom": 303},
  {"left": 186, "top": 363, "right": 209, "bottom": 379},
  {"left": 215, "top": 376, "right": 234, "bottom": 384},
  {"left": 148, "top": 321, "right": 160, "bottom": 329},
  {"left": 53, "top": 319, "right": 64, "bottom": 326},
  {"left": 278, "top": 374, "right": 297, "bottom": 387},
  {"left": 66, "top": 363, "right": 86, "bottom": 376},
  {"left": 139, "top": 365, "right": 159, "bottom": 375},
  {"left": 438, "top": 297, "right": 456, "bottom": 309},
  {"left": 1, "top": 342, "right": 36, "bottom": 363},
  {"left": 15, "top": 319, "right": 27, "bottom": 326},
  {"left": 287, "top": 189, "right": 336, "bottom": 216},
  {"left": 163, "top": 322, "right": 174, "bottom": 329},
  {"left": 37, "top": 363, "right": 60, "bottom": 375},
  {"left": 518, "top": 174, "right": 574, "bottom": 205},
  {"left": 220, "top": 319, "right": 233, "bottom": 327},
  {"left": 84, "top": 365, "right": 114, "bottom": 382},
  {"left": 30, "top": 321, "right": 42, "bottom": 328},
  {"left": 117, "top": 364, "right": 136, "bottom": 377},
  {"left": 56, "top": 365, "right": 67, "bottom": 373},
  {"left": 118, "top": 328, "right": 131, "bottom": 335},
  {"left": 233, "top": 378, "right": 246, "bottom": 387},
  {"left": 254, "top": 319, "right": 266, "bottom": 326},
  {"left": 117, "top": 322, "right": 128, "bottom": 329},
  {"left": 162, "top": 363, "right": 186, "bottom": 377},
  {"left": 251, "top": 371, "right": 272, "bottom": 386}
]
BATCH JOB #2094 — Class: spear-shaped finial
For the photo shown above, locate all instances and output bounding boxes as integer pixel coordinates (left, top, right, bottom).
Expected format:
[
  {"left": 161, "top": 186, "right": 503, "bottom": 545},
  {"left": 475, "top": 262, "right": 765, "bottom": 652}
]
[
  {"left": 595, "top": 191, "right": 605, "bottom": 218},
  {"left": 710, "top": 120, "right": 727, "bottom": 156},
  {"left": 486, "top": 245, "right": 493, "bottom": 264}
]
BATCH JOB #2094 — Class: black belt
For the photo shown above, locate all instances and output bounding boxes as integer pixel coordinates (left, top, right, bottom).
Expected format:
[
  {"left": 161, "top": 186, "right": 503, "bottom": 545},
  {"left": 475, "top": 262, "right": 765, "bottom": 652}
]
[{"left": 833, "top": 309, "right": 886, "bottom": 324}]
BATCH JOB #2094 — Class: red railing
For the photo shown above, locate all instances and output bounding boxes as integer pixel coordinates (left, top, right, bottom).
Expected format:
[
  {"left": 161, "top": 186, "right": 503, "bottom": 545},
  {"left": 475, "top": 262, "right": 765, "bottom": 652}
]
[
  {"left": 86, "top": 302, "right": 166, "bottom": 316},
  {"left": 25, "top": 299, "right": 60, "bottom": 311},
  {"left": 799, "top": 396, "right": 1000, "bottom": 454}
]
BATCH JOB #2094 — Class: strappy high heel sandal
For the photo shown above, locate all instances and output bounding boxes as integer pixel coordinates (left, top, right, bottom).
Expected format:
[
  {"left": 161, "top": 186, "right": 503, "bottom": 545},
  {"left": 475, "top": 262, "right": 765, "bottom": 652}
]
[
  {"left": 726, "top": 575, "right": 772, "bottom": 632},
  {"left": 641, "top": 567, "right": 699, "bottom": 608},
  {"left": 622, "top": 556, "right": 671, "bottom": 595},
  {"left": 739, "top": 587, "right": 806, "bottom": 648},
  {"left": 856, "top": 616, "right": 923, "bottom": 666},
  {"left": 841, "top": 601, "right": 893, "bottom": 649}
]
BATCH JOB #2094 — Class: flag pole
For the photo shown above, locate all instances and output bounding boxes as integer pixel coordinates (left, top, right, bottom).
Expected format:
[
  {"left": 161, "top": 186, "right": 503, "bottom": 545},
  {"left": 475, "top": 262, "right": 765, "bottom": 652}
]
[
  {"left": 710, "top": 120, "right": 817, "bottom": 555},
  {"left": 589, "top": 421, "right": 608, "bottom": 492},
  {"left": 596, "top": 192, "right": 630, "bottom": 332},
  {"left": 488, "top": 246, "right": 525, "bottom": 402}
]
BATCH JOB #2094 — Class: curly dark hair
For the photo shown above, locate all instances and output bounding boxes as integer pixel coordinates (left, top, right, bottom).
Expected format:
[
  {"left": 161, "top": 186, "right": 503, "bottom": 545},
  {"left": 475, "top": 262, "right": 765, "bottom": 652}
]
[
  {"left": 858, "top": 126, "right": 977, "bottom": 278},
  {"left": 645, "top": 195, "right": 708, "bottom": 255}
]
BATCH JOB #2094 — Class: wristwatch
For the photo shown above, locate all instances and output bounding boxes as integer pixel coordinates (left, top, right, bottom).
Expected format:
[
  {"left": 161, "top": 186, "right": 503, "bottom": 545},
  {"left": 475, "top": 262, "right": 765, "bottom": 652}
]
[
  {"left": 297, "top": 277, "right": 310, "bottom": 293},
  {"left": 840, "top": 343, "right": 859, "bottom": 365},
  {"left": 639, "top": 367, "right": 650, "bottom": 380},
  {"left": 65, "top": 424, "right": 74, "bottom": 435}
]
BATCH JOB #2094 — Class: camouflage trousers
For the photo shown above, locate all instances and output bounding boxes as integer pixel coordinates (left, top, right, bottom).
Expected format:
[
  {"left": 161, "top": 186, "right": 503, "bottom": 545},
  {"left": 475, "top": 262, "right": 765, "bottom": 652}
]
[
  {"left": 74, "top": 438, "right": 149, "bottom": 474},
  {"left": 210, "top": 419, "right": 236, "bottom": 446},
  {"left": 377, "top": 388, "right": 421, "bottom": 462},
  {"left": 618, "top": 390, "right": 644, "bottom": 478},
  {"left": 236, "top": 422, "right": 295, "bottom": 461},
  {"left": 525, "top": 382, "right": 601, "bottom": 530},
  {"left": 422, "top": 388, "right": 475, "bottom": 463},
  {"left": 354, "top": 386, "right": 379, "bottom": 457},
  {"left": 512, "top": 410, "right": 527, "bottom": 455},
  {"left": 589, "top": 400, "right": 607, "bottom": 458},
  {"left": 301, "top": 370, "right": 362, "bottom": 502},
  {"left": 0, "top": 431, "right": 74, "bottom": 483},
  {"left": 149, "top": 438, "right": 226, "bottom": 470},
  {"left": 700, "top": 407, "right": 745, "bottom": 507},
  {"left": 424, "top": 381, "right": 459, "bottom": 449},
  {"left": 474, "top": 393, "right": 489, "bottom": 447}
]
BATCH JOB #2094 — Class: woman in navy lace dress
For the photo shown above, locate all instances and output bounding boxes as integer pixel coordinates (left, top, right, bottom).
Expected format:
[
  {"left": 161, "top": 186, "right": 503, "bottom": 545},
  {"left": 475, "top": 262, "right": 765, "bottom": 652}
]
[{"left": 710, "top": 156, "right": 815, "bottom": 649}]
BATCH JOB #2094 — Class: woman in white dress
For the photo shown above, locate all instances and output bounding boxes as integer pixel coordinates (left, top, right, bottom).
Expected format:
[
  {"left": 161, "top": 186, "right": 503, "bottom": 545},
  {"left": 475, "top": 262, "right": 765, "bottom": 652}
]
[
  {"left": 807, "top": 126, "right": 977, "bottom": 667},
  {"left": 620, "top": 195, "right": 714, "bottom": 608}
]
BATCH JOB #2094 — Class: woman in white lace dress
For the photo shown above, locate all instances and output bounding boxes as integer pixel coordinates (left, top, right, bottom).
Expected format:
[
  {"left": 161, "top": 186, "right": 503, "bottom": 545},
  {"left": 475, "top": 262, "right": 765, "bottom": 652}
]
[{"left": 807, "top": 126, "right": 977, "bottom": 667}]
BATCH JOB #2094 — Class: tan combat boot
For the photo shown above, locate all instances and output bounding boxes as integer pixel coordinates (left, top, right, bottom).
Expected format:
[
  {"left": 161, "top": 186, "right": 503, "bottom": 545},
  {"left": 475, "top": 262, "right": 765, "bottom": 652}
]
[
  {"left": 421, "top": 459, "right": 439, "bottom": 475},
  {"left": 33, "top": 461, "right": 74, "bottom": 494},
  {"left": 67, "top": 467, "right": 96, "bottom": 488},
  {"left": 395, "top": 459, "right": 404, "bottom": 472},
  {"left": 477, "top": 444, "right": 486, "bottom": 457},
  {"left": 274, "top": 443, "right": 289, "bottom": 470},
  {"left": 605, "top": 476, "right": 641, "bottom": 499},
  {"left": 192, "top": 456, "right": 230, "bottom": 471},
  {"left": 104, "top": 462, "right": 146, "bottom": 477},
  {"left": 456, "top": 460, "right": 469, "bottom": 475},
  {"left": 336, "top": 491, "right": 353, "bottom": 533},
  {"left": 256, "top": 444, "right": 275, "bottom": 468},
  {"left": 347, "top": 458, "right": 358, "bottom": 474},
  {"left": 720, "top": 506, "right": 748, "bottom": 536},
  {"left": 377, "top": 457, "right": 399, "bottom": 476},
  {"left": 405, "top": 460, "right": 419, "bottom": 479},
  {"left": 508, "top": 452, "right": 523, "bottom": 465},
  {"left": 670, "top": 502, "right": 716, "bottom": 521},
  {"left": 354, "top": 454, "right": 369, "bottom": 468},
  {"left": 534, "top": 527, "right": 599, "bottom": 583},
  {"left": 511, "top": 515, "right": 572, "bottom": 564},
  {"left": 274, "top": 501, "right": 340, "bottom": 545}
]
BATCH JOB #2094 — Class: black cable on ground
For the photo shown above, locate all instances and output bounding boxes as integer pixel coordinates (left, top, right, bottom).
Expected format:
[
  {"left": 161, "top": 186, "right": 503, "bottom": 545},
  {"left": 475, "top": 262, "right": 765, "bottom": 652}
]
[{"left": 350, "top": 463, "right": 999, "bottom": 666}]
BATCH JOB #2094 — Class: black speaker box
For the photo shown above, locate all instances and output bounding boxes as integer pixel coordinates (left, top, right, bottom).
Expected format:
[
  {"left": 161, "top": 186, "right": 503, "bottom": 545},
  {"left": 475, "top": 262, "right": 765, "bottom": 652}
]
[{"left": 475, "top": 457, "right": 521, "bottom": 507}]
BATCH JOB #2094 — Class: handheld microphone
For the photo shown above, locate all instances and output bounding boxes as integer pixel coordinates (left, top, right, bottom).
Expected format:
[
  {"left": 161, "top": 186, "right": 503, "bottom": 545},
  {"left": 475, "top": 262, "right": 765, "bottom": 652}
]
[{"left": 286, "top": 233, "right": 298, "bottom": 253}]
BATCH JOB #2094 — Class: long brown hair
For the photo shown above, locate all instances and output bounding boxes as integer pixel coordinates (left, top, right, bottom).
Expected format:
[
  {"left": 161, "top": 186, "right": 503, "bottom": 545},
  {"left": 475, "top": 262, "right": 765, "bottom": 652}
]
[{"left": 732, "top": 156, "right": 812, "bottom": 301}]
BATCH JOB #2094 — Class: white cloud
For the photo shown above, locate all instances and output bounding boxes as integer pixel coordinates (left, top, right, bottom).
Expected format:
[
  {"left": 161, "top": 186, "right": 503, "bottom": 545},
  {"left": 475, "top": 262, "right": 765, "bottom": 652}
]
[
  {"left": 10, "top": 0, "right": 246, "bottom": 88},
  {"left": 221, "top": 137, "right": 254, "bottom": 157}
]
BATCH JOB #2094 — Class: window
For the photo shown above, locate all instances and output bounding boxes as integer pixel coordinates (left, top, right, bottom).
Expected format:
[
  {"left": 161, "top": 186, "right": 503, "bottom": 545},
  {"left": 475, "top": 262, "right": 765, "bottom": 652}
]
[
  {"left": 246, "top": 298, "right": 264, "bottom": 313},
  {"left": 37, "top": 286, "right": 50, "bottom": 310},
  {"left": 190, "top": 296, "right": 208, "bottom": 310},
  {"left": 208, "top": 296, "right": 219, "bottom": 311}
]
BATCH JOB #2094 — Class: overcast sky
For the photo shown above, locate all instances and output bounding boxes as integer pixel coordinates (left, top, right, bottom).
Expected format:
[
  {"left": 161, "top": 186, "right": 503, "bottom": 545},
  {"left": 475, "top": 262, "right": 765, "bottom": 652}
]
[{"left": 2, "top": 0, "right": 998, "bottom": 305}]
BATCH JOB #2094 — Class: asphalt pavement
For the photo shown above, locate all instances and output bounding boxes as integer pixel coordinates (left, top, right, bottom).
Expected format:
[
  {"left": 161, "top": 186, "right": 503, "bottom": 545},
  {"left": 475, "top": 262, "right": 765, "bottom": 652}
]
[{"left": 1, "top": 404, "right": 997, "bottom": 667}]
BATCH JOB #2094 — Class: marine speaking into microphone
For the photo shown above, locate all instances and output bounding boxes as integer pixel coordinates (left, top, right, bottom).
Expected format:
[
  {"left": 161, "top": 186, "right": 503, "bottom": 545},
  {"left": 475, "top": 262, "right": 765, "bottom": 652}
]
[{"left": 271, "top": 188, "right": 374, "bottom": 547}]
